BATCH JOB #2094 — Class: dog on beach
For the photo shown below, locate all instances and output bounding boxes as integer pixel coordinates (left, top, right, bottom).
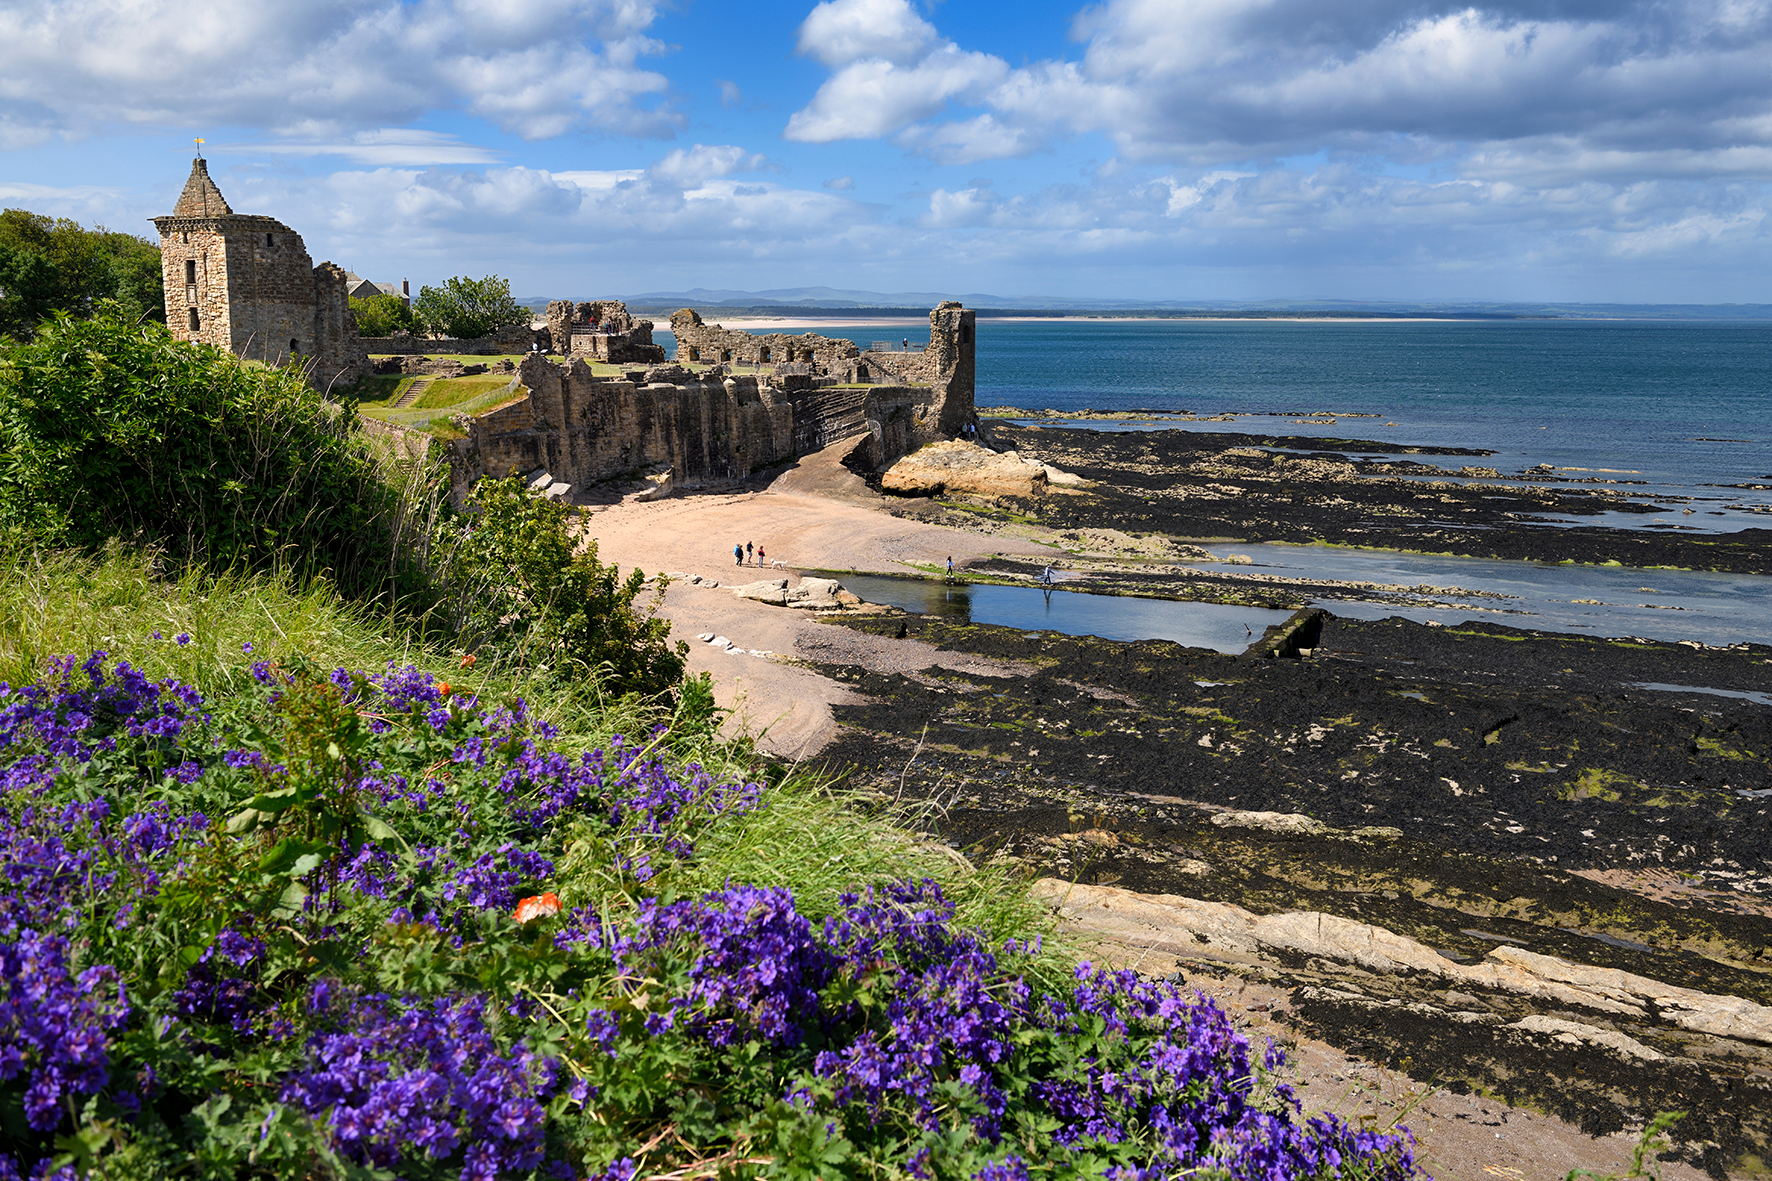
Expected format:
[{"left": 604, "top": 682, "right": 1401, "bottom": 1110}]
[{"left": 770, "top": 559, "right": 788, "bottom": 569}]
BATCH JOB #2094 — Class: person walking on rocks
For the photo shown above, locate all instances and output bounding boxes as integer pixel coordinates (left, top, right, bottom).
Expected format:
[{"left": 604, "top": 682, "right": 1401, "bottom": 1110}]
[
  {"left": 734, "top": 543, "right": 743, "bottom": 566},
  {"left": 946, "top": 556, "right": 954, "bottom": 577}
]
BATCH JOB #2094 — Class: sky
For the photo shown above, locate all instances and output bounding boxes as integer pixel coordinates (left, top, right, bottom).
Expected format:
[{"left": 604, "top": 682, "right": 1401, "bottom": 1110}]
[{"left": 1, "top": 0, "right": 1770, "bottom": 305}]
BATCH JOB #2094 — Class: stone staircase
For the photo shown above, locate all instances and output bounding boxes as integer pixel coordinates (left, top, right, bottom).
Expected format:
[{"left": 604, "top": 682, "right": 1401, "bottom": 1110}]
[
  {"left": 791, "top": 386, "right": 871, "bottom": 454},
  {"left": 392, "top": 377, "right": 432, "bottom": 408}
]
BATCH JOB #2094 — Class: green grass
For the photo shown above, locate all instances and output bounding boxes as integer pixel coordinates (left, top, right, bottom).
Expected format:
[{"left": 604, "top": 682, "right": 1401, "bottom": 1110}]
[
  {"left": 357, "top": 375, "right": 527, "bottom": 438},
  {"left": 0, "top": 543, "right": 1073, "bottom": 981}
]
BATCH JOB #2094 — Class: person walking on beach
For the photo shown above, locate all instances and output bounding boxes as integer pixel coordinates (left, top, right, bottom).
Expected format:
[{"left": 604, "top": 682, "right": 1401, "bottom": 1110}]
[
  {"left": 746, "top": 542, "right": 753, "bottom": 564},
  {"left": 734, "top": 543, "right": 743, "bottom": 566},
  {"left": 758, "top": 546, "right": 766, "bottom": 567},
  {"left": 946, "top": 556, "right": 954, "bottom": 577}
]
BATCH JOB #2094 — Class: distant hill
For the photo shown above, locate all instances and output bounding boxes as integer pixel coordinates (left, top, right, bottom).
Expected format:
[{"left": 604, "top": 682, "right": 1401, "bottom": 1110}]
[{"left": 517, "top": 289, "right": 1772, "bottom": 321}]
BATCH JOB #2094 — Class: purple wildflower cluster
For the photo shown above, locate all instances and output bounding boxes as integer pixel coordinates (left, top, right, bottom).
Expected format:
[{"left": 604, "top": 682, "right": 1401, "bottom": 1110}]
[
  {"left": 0, "top": 649, "right": 1426, "bottom": 1181},
  {"left": 282, "top": 986, "right": 561, "bottom": 1179}
]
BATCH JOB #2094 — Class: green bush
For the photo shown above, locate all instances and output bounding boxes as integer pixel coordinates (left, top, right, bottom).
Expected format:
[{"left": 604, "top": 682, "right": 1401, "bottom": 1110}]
[
  {"left": 412, "top": 274, "right": 527, "bottom": 339},
  {"left": 350, "top": 291, "right": 415, "bottom": 337},
  {"left": 0, "top": 208, "right": 163, "bottom": 332},
  {"left": 0, "top": 306, "right": 410, "bottom": 599},
  {"left": 434, "top": 474, "right": 687, "bottom": 698}
]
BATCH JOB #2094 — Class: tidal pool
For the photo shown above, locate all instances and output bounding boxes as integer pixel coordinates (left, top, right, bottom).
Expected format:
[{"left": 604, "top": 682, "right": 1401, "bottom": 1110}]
[
  {"left": 836, "top": 574, "right": 1292, "bottom": 653},
  {"left": 1199, "top": 542, "right": 1772, "bottom": 645}
]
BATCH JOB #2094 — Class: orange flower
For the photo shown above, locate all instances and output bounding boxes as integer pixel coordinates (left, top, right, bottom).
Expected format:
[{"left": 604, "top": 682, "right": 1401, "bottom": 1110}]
[
  {"left": 513, "top": 892, "right": 562, "bottom": 924},
  {"left": 437, "top": 682, "right": 452, "bottom": 698},
  {"left": 460, "top": 653, "right": 476, "bottom": 668}
]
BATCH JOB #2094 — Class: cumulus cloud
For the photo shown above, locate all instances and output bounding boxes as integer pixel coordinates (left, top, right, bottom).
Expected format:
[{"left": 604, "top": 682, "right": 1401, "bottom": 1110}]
[
  {"left": 0, "top": 0, "right": 678, "bottom": 146},
  {"left": 646, "top": 144, "right": 769, "bottom": 188},
  {"left": 783, "top": 0, "right": 1772, "bottom": 189}
]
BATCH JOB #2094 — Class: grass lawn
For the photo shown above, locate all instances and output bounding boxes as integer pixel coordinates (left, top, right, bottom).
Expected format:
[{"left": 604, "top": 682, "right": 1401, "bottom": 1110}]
[{"left": 354, "top": 373, "right": 527, "bottom": 438}]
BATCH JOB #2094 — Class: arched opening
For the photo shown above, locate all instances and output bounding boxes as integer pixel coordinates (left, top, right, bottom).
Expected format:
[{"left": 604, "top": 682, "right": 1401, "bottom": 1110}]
[
  {"left": 188, "top": 309, "right": 200, "bottom": 332},
  {"left": 289, "top": 338, "right": 300, "bottom": 356},
  {"left": 720, "top": 349, "right": 732, "bottom": 362},
  {"left": 856, "top": 363, "right": 869, "bottom": 381},
  {"left": 801, "top": 349, "right": 814, "bottom": 362},
  {"left": 688, "top": 346, "right": 701, "bottom": 362},
  {"left": 960, "top": 323, "right": 972, "bottom": 344},
  {"left": 759, "top": 346, "right": 771, "bottom": 363}
]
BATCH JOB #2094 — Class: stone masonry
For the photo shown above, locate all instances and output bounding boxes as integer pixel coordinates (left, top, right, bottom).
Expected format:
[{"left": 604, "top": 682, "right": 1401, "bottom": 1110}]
[
  {"left": 545, "top": 300, "right": 667, "bottom": 364},
  {"left": 153, "top": 158, "right": 368, "bottom": 391},
  {"left": 446, "top": 310, "right": 973, "bottom": 503}
]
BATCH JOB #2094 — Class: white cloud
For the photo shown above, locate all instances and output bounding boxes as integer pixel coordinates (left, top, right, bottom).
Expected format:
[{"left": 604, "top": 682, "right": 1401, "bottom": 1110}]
[
  {"left": 784, "top": 0, "right": 1772, "bottom": 190},
  {"left": 217, "top": 129, "right": 503, "bottom": 166},
  {"left": 785, "top": 44, "right": 1008, "bottom": 142},
  {"left": 823, "top": 175, "right": 856, "bottom": 190},
  {"left": 647, "top": 144, "right": 769, "bottom": 188},
  {"left": 924, "top": 186, "right": 1000, "bottom": 228},
  {"left": 718, "top": 79, "right": 744, "bottom": 108},
  {"left": 794, "top": 0, "right": 940, "bottom": 67},
  {"left": 0, "top": 0, "right": 677, "bottom": 145}
]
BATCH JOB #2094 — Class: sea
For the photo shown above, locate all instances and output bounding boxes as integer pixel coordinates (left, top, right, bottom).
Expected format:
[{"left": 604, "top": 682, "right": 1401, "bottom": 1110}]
[{"left": 655, "top": 319, "right": 1772, "bottom": 648}]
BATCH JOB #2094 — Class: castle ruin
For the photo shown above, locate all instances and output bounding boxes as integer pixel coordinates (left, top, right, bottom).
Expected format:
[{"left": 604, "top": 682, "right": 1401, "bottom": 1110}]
[
  {"left": 152, "top": 159, "right": 976, "bottom": 495},
  {"left": 153, "top": 158, "right": 367, "bottom": 390}
]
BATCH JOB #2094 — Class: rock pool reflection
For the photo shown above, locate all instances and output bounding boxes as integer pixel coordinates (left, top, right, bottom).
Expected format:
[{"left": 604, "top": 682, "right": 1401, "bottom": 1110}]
[{"left": 835, "top": 574, "right": 1293, "bottom": 654}]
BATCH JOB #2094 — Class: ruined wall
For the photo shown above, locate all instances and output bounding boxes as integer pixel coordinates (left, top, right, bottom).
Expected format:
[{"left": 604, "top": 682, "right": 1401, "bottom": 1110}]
[
  {"left": 668, "top": 310, "right": 863, "bottom": 369},
  {"left": 540, "top": 299, "right": 665, "bottom": 363},
  {"left": 361, "top": 324, "right": 535, "bottom": 356},
  {"left": 154, "top": 158, "right": 367, "bottom": 390},
  {"left": 448, "top": 354, "right": 945, "bottom": 503}
]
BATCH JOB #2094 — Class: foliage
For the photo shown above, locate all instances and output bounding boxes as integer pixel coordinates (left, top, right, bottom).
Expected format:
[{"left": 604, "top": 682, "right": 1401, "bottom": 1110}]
[
  {"left": 349, "top": 292, "right": 415, "bottom": 337},
  {"left": 0, "top": 644, "right": 1424, "bottom": 1181},
  {"left": 434, "top": 474, "right": 687, "bottom": 698},
  {"left": 412, "top": 275, "right": 527, "bottom": 340},
  {"left": 1566, "top": 1112, "right": 1688, "bottom": 1181},
  {"left": 0, "top": 209, "right": 162, "bottom": 335},
  {"left": 0, "top": 306, "right": 412, "bottom": 600}
]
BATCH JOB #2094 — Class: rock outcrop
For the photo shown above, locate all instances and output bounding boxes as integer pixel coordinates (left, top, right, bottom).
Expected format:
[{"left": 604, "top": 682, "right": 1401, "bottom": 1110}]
[{"left": 882, "top": 440, "right": 1050, "bottom": 499}]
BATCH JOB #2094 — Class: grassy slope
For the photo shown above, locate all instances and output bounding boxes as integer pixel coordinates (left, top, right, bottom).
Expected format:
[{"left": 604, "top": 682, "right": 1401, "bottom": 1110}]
[{"left": 0, "top": 543, "right": 1063, "bottom": 958}]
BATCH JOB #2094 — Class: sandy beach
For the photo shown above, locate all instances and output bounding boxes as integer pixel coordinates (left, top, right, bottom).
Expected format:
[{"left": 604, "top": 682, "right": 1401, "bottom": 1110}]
[{"left": 583, "top": 444, "right": 1058, "bottom": 758}]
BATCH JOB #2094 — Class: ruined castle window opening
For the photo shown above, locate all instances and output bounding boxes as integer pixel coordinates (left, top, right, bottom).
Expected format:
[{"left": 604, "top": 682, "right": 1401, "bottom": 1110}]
[
  {"left": 180, "top": 231, "right": 189, "bottom": 243},
  {"left": 688, "top": 346, "right": 701, "bottom": 362},
  {"left": 759, "top": 346, "right": 771, "bottom": 363},
  {"left": 290, "top": 338, "right": 299, "bottom": 357},
  {"left": 266, "top": 233, "right": 275, "bottom": 247},
  {"left": 961, "top": 323, "right": 973, "bottom": 344},
  {"left": 188, "top": 309, "right": 200, "bottom": 332},
  {"left": 720, "top": 349, "right": 732, "bottom": 362}
]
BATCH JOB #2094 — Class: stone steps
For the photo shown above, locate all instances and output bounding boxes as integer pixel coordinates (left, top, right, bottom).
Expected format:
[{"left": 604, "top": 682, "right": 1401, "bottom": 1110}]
[{"left": 392, "top": 377, "right": 432, "bottom": 408}]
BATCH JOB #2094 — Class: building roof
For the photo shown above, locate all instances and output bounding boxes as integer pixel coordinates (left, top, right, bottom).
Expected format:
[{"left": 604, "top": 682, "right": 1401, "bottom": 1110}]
[{"left": 171, "top": 158, "right": 233, "bottom": 218}]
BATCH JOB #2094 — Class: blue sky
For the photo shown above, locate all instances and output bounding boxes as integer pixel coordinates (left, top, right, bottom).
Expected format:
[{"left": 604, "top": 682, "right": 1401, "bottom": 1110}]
[{"left": 2, "top": 0, "right": 1770, "bottom": 304}]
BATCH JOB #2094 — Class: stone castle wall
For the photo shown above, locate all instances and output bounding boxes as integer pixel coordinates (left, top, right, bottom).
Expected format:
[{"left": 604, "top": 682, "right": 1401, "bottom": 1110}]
[
  {"left": 360, "top": 324, "right": 536, "bottom": 356},
  {"left": 446, "top": 352, "right": 948, "bottom": 503},
  {"left": 544, "top": 299, "right": 667, "bottom": 364},
  {"left": 154, "top": 159, "right": 367, "bottom": 391}
]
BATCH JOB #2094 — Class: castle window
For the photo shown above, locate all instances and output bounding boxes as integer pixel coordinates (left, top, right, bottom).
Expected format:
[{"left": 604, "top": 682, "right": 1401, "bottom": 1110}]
[
  {"left": 759, "top": 346, "right": 771, "bottom": 363},
  {"left": 266, "top": 234, "right": 275, "bottom": 247},
  {"left": 688, "top": 346, "right": 700, "bottom": 362},
  {"left": 188, "top": 309, "right": 200, "bottom": 332},
  {"left": 961, "top": 323, "right": 973, "bottom": 344},
  {"left": 185, "top": 259, "right": 196, "bottom": 284},
  {"left": 290, "top": 339, "right": 300, "bottom": 356},
  {"left": 180, "top": 231, "right": 189, "bottom": 243},
  {"left": 720, "top": 349, "right": 732, "bottom": 362}
]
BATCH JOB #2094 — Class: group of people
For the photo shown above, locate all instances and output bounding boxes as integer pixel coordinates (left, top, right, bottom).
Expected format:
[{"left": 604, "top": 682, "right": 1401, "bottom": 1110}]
[{"left": 733, "top": 541, "right": 768, "bottom": 567}]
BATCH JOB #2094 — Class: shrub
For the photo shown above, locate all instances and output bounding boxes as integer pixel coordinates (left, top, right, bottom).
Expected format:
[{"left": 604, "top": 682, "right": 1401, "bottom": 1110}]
[
  {"left": 0, "top": 208, "right": 163, "bottom": 331},
  {"left": 412, "top": 275, "right": 527, "bottom": 340},
  {"left": 434, "top": 474, "right": 686, "bottom": 698},
  {"left": 0, "top": 307, "right": 412, "bottom": 599},
  {"left": 349, "top": 291, "right": 416, "bottom": 337}
]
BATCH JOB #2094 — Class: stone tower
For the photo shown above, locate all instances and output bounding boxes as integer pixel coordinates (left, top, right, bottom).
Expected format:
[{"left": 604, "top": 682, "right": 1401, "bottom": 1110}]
[{"left": 152, "top": 158, "right": 367, "bottom": 390}]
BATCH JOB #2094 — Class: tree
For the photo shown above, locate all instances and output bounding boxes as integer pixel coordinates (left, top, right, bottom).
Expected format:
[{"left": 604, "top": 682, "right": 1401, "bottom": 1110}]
[
  {"left": 411, "top": 275, "right": 528, "bottom": 339},
  {"left": 0, "top": 243, "right": 61, "bottom": 338},
  {"left": 0, "top": 209, "right": 164, "bottom": 331},
  {"left": 350, "top": 292, "right": 415, "bottom": 337}
]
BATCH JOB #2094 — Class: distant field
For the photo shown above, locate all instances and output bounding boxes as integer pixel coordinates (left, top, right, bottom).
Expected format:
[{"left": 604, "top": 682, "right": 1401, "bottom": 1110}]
[{"left": 354, "top": 373, "right": 526, "bottom": 438}]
